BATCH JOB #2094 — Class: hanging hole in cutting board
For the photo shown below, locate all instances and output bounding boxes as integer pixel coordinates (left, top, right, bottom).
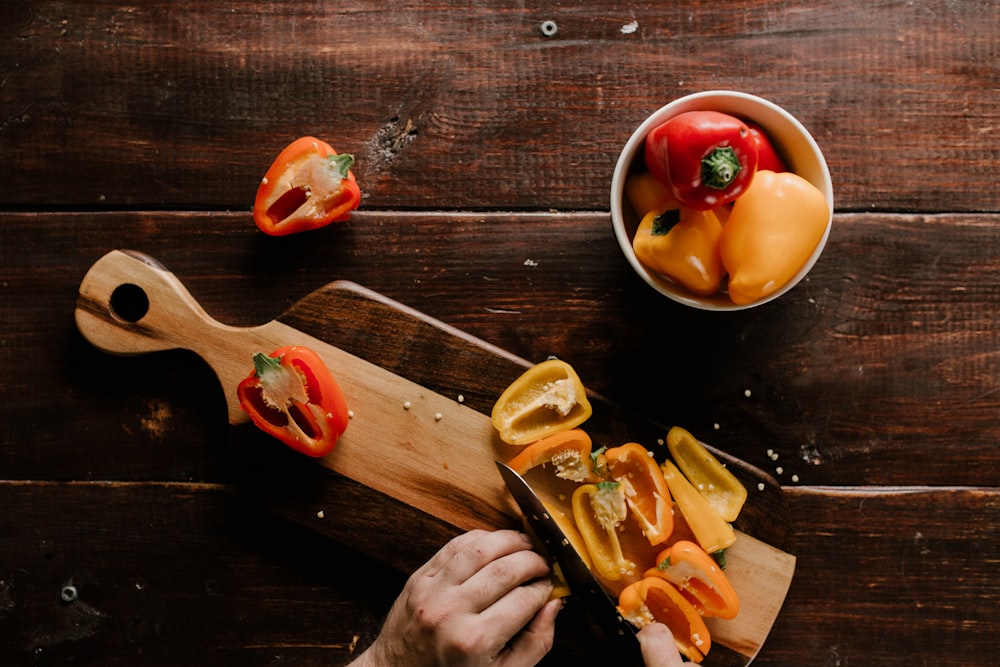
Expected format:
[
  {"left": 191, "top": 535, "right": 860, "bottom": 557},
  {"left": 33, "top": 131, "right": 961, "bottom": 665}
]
[{"left": 109, "top": 283, "right": 150, "bottom": 322}]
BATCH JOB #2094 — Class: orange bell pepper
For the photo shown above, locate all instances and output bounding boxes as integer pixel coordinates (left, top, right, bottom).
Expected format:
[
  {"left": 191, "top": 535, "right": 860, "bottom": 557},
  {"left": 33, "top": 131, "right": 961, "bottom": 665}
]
[
  {"left": 605, "top": 443, "right": 674, "bottom": 546},
  {"left": 719, "top": 169, "right": 830, "bottom": 305},
  {"left": 253, "top": 136, "right": 361, "bottom": 236},
  {"left": 625, "top": 170, "right": 680, "bottom": 219},
  {"left": 506, "top": 428, "right": 599, "bottom": 482},
  {"left": 666, "top": 426, "right": 747, "bottom": 522},
  {"left": 649, "top": 540, "right": 739, "bottom": 619},
  {"left": 660, "top": 460, "right": 735, "bottom": 554},
  {"left": 618, "top": 577, "right": 712, "bottom": 663},
  {"left": 571, "top": 483, "right": 636, "bottom": 581},
  {"left": 631, "top": 207, "right": 726, "bottom": 297},
  {"left": 491, "top": 359, "right": 593, "bottom": 445}
]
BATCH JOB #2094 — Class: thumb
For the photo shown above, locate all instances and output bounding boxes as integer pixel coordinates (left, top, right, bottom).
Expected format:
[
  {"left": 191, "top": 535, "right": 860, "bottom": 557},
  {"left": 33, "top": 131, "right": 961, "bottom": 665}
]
[{"left": 637, "top": 623, "right": 685, "bottom": 667}]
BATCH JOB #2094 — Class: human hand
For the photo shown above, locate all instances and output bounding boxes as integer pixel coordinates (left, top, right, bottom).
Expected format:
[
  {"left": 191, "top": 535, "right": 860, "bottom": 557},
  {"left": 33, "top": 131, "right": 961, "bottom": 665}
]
[
  {"left": 349, "top": 529, "right": 560, "bottom": 667},
  {"left": 637, "top": 622, "right": 685, "bottom": 666}
]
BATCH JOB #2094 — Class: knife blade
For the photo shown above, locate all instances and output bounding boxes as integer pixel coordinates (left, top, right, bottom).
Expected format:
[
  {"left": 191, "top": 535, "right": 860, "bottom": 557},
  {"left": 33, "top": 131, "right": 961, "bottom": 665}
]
[{"left": 495, "top": 461, "right": 644, "bottom": 664}]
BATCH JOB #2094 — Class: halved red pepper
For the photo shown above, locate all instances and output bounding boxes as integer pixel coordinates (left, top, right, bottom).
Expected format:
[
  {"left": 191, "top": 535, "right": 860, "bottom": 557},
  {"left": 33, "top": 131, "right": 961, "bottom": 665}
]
[
  {"left": 237, "top": 345, "right": 349, "bottom": 457},
  {"left": 506, "top": 428, "right": 599, "bottom": 482},
  {"left": 644, "top": 110, "right": 758, "bottom": 211},
  {"left": 604, "top": 443, "right": 674, "bottom": 546},
  {"left": 648, "top": 540, "right": 740, "bottom": 619},
  {"left": 253, "top": 136, "right": 361, "bottom": 236},
  {"left": 618, "top": 577, "right": 712, "bottom": 663}
]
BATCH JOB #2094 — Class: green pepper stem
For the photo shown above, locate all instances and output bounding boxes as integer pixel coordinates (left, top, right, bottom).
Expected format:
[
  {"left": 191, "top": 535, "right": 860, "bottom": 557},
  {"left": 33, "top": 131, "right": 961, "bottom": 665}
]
[
  {"left": 701, "top": 147, "right": 741, "bottom": 190},
  {"left": 327, "top": 153, "right": 355, "bottom": 178}
]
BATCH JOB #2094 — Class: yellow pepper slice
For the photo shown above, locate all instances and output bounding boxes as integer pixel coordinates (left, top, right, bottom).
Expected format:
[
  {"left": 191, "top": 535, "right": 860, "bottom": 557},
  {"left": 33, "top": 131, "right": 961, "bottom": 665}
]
[
  {"left": 632, "top": 207, "right": 726, "bottom": 297},
  {"left": 719, "top": 169, "right": 830, "bottom": 305},
  {"left": 666, "top": 426, "right": 747, "bottom": 523},
  {"left": 571, "top": 483, "right": 636, "bottom": 581},
  {"left": 660, "top": 460, "right": 736, "bottom": 554},
  {"left": 491, "top": 359, "right": 592, "bottom": 445}
]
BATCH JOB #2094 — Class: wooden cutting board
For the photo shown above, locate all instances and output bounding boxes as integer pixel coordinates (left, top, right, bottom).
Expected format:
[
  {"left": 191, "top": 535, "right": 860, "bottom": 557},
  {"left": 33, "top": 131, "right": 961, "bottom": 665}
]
[{"left": 75, "top": 249, "right": 795, "bottom": 666}]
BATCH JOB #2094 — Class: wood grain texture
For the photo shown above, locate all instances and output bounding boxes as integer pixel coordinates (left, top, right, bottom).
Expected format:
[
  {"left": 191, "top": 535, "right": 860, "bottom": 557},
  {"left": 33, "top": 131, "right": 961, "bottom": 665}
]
[
  {"left": 1, "top": 1, "right": 998, "bottom": 213},
  {"left": 2, "top": 211, "right": 997, "bottom": 488},
  {"left": 1, "top": 482, "right": 997, "bottom": 666},
  {"left": 3, "top": 0, "right": 999, "bottom": 663}
]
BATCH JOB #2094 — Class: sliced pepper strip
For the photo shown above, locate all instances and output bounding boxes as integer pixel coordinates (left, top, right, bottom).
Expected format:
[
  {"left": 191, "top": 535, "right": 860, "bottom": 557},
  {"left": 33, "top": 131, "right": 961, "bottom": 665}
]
[
  {"left": 660, "top": 460, "right": 736, "bottom": 554},
  {"left": 618, "top": 577, "right": 712, "bottom": 663},
  {"left": 491, "top": 359, "right": 593, "bottom": 445},
  {"left": 571, "top": 483, "right": 636, "bottom": 581},
  {"left": 605, "top": 442, "right": 674, "bottom": 546},
  {"left": 666, "top": 426, "right": 747, "bottom": 522},
  {"left": 237, "top": 345, "right": 349, "bottom": 457},
  {"left": 506, "top": 428, "right": 599, "bottom": 482},
  {"left": 649, "top": 540, "right": 739, "bottom": 619}
]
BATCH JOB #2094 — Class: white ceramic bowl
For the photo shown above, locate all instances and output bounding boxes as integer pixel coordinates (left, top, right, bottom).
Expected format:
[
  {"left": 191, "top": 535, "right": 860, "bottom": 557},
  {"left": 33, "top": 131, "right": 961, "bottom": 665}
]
[{"left": 610, "top": 91, "right": 834, "bottom": 310}]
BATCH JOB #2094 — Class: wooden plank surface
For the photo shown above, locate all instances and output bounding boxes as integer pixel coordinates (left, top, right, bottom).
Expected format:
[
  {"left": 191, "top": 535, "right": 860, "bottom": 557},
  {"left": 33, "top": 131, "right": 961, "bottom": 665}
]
[
  {"left": 3, "top": 0, "right": 999, "bottom": 664},
  {"left": 1, "top": 1, "right": 998, "bottom": 213}
]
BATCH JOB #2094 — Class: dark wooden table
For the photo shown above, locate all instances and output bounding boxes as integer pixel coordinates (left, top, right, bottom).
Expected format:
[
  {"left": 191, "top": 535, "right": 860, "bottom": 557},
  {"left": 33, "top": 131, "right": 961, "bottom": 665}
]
[{"left": 3, "top": 2, "right": 998, "bottom": 665}]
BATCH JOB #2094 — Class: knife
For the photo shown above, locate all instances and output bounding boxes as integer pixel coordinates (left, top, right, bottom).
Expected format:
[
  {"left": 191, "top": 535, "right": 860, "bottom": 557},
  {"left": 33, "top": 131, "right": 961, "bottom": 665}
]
[{"left": 495, "top": 461, "right": 644, "bottom": 665}]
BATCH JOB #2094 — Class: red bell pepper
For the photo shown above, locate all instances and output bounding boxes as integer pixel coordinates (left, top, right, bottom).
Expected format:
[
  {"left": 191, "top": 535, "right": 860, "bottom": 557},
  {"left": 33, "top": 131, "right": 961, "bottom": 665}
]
[
  {"left": 237, "top": 345, "right": 349, "bottom": 457},
  {"left": 253, "top": 136, "right": 361, "bottom": 236},
  {"left": 644, "top": 111, "right": 758, "bottom": 210},
  {"left": 746, "top": 121, "right": 788, "bottom": 173}
]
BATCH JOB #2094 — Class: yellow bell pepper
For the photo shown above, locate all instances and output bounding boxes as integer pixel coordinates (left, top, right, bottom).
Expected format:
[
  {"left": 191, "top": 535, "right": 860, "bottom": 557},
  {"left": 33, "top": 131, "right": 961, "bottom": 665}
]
[
  {"left": 660, "top": 460, "right": 736, "bottom": 554},
  {"left": 719, "top": 169, "right": 830, "bottom": 305},
  {"left": 632, "top": 207, "right": 726, "bottom": 297},
  {"left": 625, "top": 171, "right": 680, "bottom": 219},
  {"left": 491, "top": 359, "right": 592, "bottom": 445},
  {"left": 571, "top": 483, "right": 636, "bottom": 581},
  {"left": 666, "top": 426, "right": 747, "bottom": 523}
]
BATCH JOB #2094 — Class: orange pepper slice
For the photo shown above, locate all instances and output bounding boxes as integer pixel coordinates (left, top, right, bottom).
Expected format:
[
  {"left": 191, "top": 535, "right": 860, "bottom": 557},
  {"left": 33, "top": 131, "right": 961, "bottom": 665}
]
[
  {"left": 605, "top": 443, "right": 674, "bottom": 546},
  {"left": 506, "top": 429, "right": 598, "bottom": 482},
  {"left": 618, "top": 577, "right": 712, "bottom": 663},
  {"left": 648, "top": 540, "right": 740, "bottom": 619}
]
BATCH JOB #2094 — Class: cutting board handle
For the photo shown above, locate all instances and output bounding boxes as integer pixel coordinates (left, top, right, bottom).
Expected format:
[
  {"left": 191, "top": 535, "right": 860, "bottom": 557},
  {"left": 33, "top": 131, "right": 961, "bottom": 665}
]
[{"left": 74, "top": 250, "right": 278, "bottom": 423}]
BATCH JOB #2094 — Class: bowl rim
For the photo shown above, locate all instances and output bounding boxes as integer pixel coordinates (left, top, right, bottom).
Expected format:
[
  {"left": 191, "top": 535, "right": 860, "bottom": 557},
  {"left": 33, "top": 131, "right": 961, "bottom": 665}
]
[{"left": 610, "top": 90, "right": 834, "bottom": 311}]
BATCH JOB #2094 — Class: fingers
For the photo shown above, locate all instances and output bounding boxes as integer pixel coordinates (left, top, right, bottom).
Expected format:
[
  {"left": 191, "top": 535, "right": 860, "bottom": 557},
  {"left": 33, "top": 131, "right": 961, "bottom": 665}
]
[
  {"left": 498, "top": 598, "right": 561, "bottom": 667},
  {"left": 426, "top": 529, "right": 537, "bottom": 586},
  {"left": 637, "top": 623, "right": 685, "bottom": 667}
]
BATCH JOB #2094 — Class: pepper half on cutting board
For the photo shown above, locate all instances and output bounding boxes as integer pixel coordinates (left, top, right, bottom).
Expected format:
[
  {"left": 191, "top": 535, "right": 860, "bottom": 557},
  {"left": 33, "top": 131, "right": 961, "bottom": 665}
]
[
  {"left": 253, "top": 136, "right": 361, "bottom": 236},
  {"left": 491, "top": 359, "right": 592, "bottom": 445},
  {"left": 666, "top": 426, "right": 747, "bottom": 522},
  {"left": 237, "top": 345, "right": 349, "bottom": 457}
]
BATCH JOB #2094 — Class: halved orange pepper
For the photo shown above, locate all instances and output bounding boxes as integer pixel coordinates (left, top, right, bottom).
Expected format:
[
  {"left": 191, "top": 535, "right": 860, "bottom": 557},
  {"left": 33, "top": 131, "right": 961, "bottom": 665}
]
[
  {"left": 491, "top": 359, "right": 593, "bottom": 445},
  {"left": 605, "top": 443, "right": 674, "bottom": 546},
  {"left": 660, "top": 460, "right": 736, "bottom": 554},
  {"left": 666, "top": 426, "right": 747, "bottom": 522},
  {"left": 571, "top": 483, "right": 636, "bottom": 581},
  {"left": 648, "top": 540, "right": 740, "bottom": 619},
  {"left": 618, "top": 577, "right": 712, "bottom": 663},
  {"left": 506, "top": 428, "right": 599, "bottom": 482}
]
